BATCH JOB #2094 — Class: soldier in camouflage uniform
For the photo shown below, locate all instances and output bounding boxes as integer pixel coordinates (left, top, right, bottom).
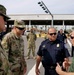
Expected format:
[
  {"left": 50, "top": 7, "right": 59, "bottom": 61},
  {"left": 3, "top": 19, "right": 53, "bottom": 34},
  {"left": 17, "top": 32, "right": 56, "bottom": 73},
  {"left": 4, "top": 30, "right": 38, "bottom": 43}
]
[
  {"left": 44, "top": 33, "right": 48, "bottom": 40},
  {"left": 26, "top": 28, "right": 37, "bottom": 59},
  {"left": 1, "top": 20, "right": 27, "bottom": 75},
  {"left": 0, "top": 4, "right": 13, "bottom": 75},
  {"left": 56, "top": 31, "right": 74, "bottom": 75}
]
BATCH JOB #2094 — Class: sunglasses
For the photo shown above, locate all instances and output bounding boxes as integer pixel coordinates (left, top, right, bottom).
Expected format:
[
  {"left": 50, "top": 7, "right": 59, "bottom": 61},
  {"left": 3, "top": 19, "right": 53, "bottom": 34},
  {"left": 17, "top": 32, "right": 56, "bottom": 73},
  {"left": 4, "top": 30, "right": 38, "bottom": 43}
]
[
  {"left": 70, "top": 36, "right": 74, "bottom": 39},
  {"left": 48, "top": 33, "right": 57, "bottom": 36},
  {"left": 16, "top": 27, "right": 25, "bottom": 30}
]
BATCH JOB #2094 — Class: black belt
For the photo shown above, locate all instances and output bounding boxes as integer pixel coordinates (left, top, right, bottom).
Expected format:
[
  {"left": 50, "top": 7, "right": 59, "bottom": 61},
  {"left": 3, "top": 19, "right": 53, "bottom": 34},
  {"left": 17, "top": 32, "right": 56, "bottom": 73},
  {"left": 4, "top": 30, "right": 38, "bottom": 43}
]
[{"left": 44, "top": 65, "right": 56, "bottom": 69}]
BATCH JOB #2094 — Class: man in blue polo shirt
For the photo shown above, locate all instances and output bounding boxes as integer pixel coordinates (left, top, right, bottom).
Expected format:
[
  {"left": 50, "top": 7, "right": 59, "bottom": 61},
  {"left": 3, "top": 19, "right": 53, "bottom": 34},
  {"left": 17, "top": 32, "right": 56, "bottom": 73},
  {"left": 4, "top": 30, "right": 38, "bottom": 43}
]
[
  {"left": 35, "top": 27, "right": 70, "bottom": 75},
  {"left": 57, "top": 29, "right": 67, "bottom": 43}
]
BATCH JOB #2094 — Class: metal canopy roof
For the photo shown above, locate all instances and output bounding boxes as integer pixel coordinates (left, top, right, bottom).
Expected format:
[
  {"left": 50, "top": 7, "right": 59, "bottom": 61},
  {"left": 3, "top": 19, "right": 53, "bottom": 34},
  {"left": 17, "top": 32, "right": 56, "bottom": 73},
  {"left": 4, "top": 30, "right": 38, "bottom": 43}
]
[{"left": 8, "top": 14, "right": 74, "bottom": 20}]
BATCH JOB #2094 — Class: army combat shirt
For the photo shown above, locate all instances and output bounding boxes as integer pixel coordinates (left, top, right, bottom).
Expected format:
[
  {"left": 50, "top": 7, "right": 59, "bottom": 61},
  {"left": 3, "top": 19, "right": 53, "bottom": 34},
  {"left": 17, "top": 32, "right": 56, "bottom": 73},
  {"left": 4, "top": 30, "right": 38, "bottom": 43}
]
[
  {"left": 0, "top": 40, "right": 11, "bottom": 75},
  {"left": 1, "top": 31, "right": 26, "bottom": 69},
  {"left": 27, "top": 32, "right": 37, "bottom": 48},
  {"left": 37, "top": 39, "right": 70, "bottom": 67}
]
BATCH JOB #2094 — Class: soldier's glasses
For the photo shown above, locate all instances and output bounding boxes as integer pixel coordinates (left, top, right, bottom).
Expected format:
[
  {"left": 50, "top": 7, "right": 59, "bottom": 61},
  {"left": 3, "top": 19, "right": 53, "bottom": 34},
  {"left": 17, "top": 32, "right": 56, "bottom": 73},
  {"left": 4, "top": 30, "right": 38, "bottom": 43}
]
[
  {"left": 49, "top": 33, "right": 57, "bottom": 36},
  {"left": 70, "top": 36, "right": 74, "bottom": 39},
  {"left": 16, "top": 27, "right": 25, "bottom": 30}
]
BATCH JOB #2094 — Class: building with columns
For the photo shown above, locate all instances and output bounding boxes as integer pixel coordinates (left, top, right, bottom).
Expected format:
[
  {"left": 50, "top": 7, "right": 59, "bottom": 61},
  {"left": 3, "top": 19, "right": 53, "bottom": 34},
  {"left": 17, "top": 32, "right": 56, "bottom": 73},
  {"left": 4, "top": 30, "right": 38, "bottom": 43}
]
[{"left": 6, "top": 14, "right": 74, "bottom": 32}]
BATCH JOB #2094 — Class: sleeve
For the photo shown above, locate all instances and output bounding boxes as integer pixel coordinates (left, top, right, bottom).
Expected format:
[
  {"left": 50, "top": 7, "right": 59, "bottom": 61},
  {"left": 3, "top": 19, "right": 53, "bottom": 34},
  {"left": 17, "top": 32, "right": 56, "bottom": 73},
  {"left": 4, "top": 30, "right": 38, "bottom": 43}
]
[
  {"left": 20, "top": 38, "right": 27, "bottom": 69},
  {"left": 26, "top": 34, "right": 29, "bottom": 40},
  {"left": 37, "top": 44, "right": 43, "bottom": 57},
  {"left": 1, "top": 35, "right": 10, "bottom": 59},
  {"left": 63, "top": 33, "right": 67, "bottom": 40},
  {"left": 21, "top": 38, "right": 25, "bottom": 57},
  {"left": 35, "top": 34, "right": 37, "bottom": 40}
]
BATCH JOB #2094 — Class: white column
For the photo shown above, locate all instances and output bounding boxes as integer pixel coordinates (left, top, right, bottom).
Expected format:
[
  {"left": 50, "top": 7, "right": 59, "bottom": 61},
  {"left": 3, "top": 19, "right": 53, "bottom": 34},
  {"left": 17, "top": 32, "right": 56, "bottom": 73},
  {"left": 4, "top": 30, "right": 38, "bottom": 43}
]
[
  {"left": 29, "top": 20, "right": 31, "bottom": 30},
  {"left": 63, "top": 20, "right": 65, "bottom": 31},
  {"left": 51, "top": 16, "right": 54, "bottom": 27}
]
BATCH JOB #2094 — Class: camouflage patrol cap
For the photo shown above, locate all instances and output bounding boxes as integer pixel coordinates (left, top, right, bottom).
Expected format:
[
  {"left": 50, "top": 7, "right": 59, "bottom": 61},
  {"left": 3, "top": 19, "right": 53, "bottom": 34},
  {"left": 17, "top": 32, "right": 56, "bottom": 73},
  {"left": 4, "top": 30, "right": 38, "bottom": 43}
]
[
  {"left": 0, "top": 4, "right": 10, "bottom": 19},
  {"left": 14, "top": 20, "right": 26, "bottom": 28}
]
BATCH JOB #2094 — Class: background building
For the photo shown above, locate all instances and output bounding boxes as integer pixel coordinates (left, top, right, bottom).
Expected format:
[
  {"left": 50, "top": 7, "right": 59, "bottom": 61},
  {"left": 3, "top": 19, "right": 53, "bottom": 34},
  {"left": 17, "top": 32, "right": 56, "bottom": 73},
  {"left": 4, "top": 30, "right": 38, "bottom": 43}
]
[{"left": 6, "top": 14, "right": 74, "bottom": 32}]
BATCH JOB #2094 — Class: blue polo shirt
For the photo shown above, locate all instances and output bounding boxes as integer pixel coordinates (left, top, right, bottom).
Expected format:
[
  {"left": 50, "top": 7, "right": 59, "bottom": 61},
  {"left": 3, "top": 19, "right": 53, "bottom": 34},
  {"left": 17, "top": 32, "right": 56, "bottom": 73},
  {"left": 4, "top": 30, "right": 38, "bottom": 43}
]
[
  {"left": 57, "top": 33, "right": 67, "bottom": 42},
  {"left": 37, "top": 39, "right": 70, "bottom": 67}
]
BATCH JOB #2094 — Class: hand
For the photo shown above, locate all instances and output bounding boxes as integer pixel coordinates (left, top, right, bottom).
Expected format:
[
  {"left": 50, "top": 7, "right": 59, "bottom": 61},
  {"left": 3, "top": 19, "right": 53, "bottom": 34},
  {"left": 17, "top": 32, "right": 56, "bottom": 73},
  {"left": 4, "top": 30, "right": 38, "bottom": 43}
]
[
  {"left": 23, "top": 67, "right": 27, "bottom": 74},
  {"left": 56, "top": 63, "right": 62, "bottom": 75},
  {"left": 63, "top": 58, "right": 69, "bottom": 71},
  {"left": 35, "top": 68, "right": 40, "bottom": 75}
]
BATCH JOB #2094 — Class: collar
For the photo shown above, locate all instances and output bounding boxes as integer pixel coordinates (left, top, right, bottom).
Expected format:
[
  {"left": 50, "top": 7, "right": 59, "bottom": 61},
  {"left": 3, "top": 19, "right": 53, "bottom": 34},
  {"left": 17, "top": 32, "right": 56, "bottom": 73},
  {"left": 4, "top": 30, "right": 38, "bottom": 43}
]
[
  {"left": 46, "top": 39, "right": 57, "bottom": 44},
  {"left": 11, "top": 31, "right": 21, "bottom": 40}
]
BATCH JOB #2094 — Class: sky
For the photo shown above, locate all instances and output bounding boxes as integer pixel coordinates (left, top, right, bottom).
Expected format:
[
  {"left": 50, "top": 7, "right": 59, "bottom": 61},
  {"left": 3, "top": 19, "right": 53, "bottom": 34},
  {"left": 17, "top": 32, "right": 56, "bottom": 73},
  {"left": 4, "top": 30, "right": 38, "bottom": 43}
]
[{"left": 0, "top": 0, "right": 74, "bottom": 15}]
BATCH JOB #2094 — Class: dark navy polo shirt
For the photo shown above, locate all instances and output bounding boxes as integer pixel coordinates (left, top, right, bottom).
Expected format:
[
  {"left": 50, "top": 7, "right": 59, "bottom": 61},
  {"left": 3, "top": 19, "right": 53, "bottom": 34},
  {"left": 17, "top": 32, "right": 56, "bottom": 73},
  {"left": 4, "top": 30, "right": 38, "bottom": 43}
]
[
  {"left": 37, "top": 39, "right": 70, "bottom": 66},
  {"left": 57, "top": 33, "right": 67, "bottom": 42}
]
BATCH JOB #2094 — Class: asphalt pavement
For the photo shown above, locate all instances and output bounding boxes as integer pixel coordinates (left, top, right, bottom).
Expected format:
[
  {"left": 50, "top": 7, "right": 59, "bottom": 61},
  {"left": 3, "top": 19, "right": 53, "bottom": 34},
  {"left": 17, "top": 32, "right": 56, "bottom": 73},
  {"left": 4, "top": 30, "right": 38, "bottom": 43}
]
[{"left": 23, "top": 36, "right": 44, "bottom": 75}]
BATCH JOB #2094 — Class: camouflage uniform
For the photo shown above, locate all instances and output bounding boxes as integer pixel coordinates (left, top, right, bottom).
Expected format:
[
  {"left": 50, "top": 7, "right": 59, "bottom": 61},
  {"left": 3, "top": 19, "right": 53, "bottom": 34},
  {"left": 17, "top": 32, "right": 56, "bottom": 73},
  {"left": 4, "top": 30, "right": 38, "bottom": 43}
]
[
  {"left": 27, "top": 31, "right": 37, "bottom": 58},
  {"left": 0, "top": 40, "right": 11, "bottom": 75},
  {"left": 0, "top": 4, "right": 13, "bottom": 75},
  {"left": 1, "top": 31, "right": 27, "bottom": 75}
]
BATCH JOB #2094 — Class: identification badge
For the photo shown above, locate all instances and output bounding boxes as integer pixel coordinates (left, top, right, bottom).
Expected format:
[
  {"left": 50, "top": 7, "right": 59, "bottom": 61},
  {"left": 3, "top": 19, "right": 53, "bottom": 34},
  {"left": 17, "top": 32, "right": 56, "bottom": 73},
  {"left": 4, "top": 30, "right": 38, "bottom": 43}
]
[
  {"left": 43, "top": 45, "right": 46, "bottom": 48},
  {"left": 57, "top": 44, "right": 60, "bottom": 47}
]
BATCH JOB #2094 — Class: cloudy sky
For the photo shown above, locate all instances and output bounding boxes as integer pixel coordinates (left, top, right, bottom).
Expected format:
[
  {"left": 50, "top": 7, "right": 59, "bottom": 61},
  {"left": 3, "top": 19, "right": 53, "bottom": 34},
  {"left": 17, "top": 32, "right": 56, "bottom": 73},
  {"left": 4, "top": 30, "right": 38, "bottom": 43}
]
[{"left": 0, "top": 0, "right": 74, "bottom": 15}]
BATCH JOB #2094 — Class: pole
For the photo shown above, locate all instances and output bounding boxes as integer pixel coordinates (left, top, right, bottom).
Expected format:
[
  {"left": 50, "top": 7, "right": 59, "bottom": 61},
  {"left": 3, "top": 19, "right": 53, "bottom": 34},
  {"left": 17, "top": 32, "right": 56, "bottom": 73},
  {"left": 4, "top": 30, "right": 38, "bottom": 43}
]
[{"left": 41, "top": 1, "right": 53, "bottom": 27}]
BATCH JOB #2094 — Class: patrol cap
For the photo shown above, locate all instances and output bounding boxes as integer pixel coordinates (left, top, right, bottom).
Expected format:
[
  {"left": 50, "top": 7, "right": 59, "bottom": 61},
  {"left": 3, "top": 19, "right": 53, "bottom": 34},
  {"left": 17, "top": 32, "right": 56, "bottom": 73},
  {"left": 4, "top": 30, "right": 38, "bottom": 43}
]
[
  {"left": 0, "top": 4, "right": 10, "bottom": 19},
  {"left": 14, "top": 20, "right": 26, "bottom": 28}
]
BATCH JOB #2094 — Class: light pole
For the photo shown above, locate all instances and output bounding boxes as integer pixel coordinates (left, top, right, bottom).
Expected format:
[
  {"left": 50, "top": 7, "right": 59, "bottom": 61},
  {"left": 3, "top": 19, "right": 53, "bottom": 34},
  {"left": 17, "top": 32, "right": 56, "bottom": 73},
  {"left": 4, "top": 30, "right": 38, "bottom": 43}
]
[{"left": 38, "top": 1, "right": 53, "bottom": 27}]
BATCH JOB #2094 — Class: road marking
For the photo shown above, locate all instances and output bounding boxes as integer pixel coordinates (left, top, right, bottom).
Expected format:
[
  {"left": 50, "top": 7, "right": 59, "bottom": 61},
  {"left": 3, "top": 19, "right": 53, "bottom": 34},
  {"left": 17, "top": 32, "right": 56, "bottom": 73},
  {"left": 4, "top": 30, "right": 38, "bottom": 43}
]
[{"left": 27, "top": 62, "right": 42, "bottom": 75}]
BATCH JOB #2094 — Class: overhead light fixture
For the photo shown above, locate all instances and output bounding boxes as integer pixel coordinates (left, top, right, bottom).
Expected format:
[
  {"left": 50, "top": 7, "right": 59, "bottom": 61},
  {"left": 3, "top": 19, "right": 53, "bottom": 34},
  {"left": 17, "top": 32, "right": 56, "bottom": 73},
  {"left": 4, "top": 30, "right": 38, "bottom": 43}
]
[
  {"left": 40, "top": 4, "right": 43, "bottom": 6},
  {"left": 38, "top": 1, "right": 53, "bottom": 27},
  {"left": 42, "top": 7, "right": 45, "bottom": 10},
  {"left": 45, "top": 11, "right": 48, "bottom": 13},
  {"left": 38, "top": 2, "right": 41, "bottom": 4}
]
